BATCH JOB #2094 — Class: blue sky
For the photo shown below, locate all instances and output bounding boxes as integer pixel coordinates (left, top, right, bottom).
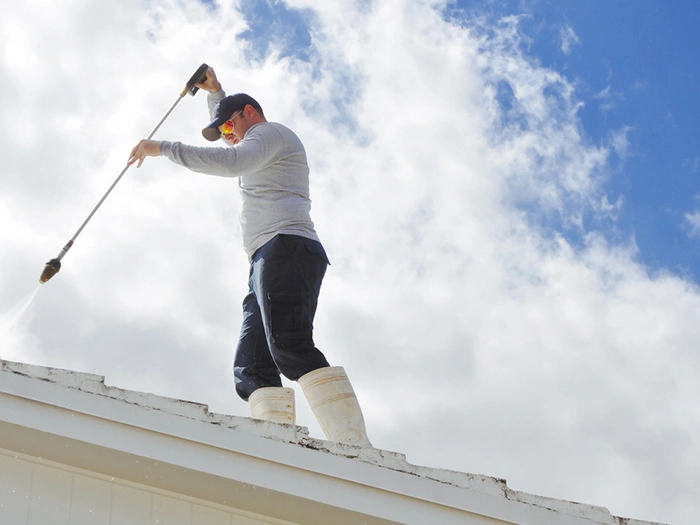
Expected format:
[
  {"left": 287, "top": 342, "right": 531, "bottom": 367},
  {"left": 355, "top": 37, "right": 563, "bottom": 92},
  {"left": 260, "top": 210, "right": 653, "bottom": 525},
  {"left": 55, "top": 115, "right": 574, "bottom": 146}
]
[
  {"left": 237, "top": 0, "right": 700, "bottom": 282},
  {"left": 481, "top": 0, "right": 700, "bottom": 280},
  {"left": 239, "top": 0, "right": 313, "bottom": 61}
]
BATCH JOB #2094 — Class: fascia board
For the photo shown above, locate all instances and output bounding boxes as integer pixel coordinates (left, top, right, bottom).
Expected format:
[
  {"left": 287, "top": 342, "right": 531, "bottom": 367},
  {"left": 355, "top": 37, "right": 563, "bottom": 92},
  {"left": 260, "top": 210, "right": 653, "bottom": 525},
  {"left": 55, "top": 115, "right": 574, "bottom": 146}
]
[{"left": 0, "top": 391, "right": 499, "bottom": 525}]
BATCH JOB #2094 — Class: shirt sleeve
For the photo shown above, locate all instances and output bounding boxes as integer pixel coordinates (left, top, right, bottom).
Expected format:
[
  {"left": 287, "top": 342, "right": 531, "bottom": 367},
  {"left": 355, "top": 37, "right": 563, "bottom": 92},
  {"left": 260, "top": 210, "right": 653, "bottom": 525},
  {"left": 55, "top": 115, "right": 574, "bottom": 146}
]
[
  {"left": 159, "top": 124, "right": 285, "bottom": 178},
  {"left": 207, "top": 89, "right": 226, "bottom": 120},
  {"left": 206, "top": 89, "right": 227, "bottom": 145}
]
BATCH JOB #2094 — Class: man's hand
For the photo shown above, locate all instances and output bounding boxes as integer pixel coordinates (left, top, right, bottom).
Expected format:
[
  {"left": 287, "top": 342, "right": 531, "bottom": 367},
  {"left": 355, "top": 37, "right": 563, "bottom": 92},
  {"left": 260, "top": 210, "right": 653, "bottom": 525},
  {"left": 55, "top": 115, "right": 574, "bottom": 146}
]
[
  {"left": 128, "top": 139, "right": 161, "bottom": 168},
  {"left": 195, "top": 66, "right": 222, "bottom": 93}
]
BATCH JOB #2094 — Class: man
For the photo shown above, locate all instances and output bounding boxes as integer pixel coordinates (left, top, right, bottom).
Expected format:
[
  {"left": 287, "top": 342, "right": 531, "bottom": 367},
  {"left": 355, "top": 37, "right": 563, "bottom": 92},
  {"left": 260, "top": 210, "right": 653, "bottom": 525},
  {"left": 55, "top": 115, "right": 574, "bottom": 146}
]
[{"left": 128, "top": 67, "right": 371, "bottom": 447}]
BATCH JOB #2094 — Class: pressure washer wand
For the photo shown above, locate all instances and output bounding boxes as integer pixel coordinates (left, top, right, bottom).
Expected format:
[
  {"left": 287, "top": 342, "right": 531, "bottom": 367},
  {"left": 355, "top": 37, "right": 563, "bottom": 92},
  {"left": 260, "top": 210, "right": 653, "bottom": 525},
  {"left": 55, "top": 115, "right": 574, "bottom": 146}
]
[{"left": 39, "top": 63, "right": 210, "bottom": 284}]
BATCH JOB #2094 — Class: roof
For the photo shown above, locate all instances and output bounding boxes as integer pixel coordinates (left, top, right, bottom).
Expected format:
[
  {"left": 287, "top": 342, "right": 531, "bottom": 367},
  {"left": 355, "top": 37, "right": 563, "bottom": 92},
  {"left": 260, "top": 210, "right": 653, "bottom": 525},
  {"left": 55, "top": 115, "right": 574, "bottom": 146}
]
[{"left": 0, "top": 359, "right": 670, "bottom": 525}]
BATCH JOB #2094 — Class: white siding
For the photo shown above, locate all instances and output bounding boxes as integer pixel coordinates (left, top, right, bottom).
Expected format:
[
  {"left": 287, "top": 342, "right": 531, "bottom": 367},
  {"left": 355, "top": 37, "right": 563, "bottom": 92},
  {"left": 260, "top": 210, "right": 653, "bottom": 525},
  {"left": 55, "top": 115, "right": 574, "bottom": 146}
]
[
  {"left": 0, "top": 453, "right": 280, "bottom": 525},
  {"left": 70, "top": 474, "right": 112, "bottom": 525},
  {"left": 111, "top": 484, "right": 152, "bottom": 525},
  {"left": 232, "top": 516, "right": 276, "bottom": 525},
  {"left": 192, "top": 504, "right": 231, "bottom": 525},
  {"left": 152, "top": 494, "right": 191, "bottom": 525},
  {"left": 0, "top": 453, "right": 32, "bottom": 522},
  {"left": 28, "top": 464, "right": 73, "bottom": 525}
]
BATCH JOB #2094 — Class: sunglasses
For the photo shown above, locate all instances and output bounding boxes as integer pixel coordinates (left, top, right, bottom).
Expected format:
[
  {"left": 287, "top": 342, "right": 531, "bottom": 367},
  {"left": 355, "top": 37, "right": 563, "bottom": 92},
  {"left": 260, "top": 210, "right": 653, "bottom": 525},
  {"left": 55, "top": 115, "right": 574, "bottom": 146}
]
[{"left": 220, "top": 110, "right": 243, "bottom": 136}]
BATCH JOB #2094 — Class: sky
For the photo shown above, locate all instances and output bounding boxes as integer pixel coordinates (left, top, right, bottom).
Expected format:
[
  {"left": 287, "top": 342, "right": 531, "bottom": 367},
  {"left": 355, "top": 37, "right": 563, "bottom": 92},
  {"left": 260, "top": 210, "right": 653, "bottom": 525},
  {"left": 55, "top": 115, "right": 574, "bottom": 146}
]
[{"left": 1, "top": 1, "right": 699, "bottom": 524}]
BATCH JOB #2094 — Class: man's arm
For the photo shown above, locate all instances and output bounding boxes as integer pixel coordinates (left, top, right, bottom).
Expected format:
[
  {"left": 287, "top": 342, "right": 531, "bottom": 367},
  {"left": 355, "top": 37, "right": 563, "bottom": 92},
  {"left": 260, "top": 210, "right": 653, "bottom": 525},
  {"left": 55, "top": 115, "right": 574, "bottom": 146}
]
[
  {"left": 128, "top": 125, "right": 285, "bottom": 177},
  {"left": 128, "top": 66, "right": 228, "bottom": 167},
  {"left": 159, "top": 126, "right": 282, "bottom": 177},
  {"left": 197, "top": 67, "right": 226, "bottom": 123}
]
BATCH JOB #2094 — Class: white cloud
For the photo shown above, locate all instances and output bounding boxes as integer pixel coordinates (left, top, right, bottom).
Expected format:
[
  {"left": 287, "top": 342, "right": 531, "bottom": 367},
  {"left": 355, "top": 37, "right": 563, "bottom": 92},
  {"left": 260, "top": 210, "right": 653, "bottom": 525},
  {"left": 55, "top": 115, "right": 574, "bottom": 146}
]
[
  {"left": 559, "top": 24, "right": 580, "bottom": 55},
  {"left": 683, "top": 156, "right": 700, "bottom": 173},
  {"left": 594, "top": 84, "right": 625, "bottom": 112},
  {"left": 683, "top": 194, "right": 700, "bottom": 239},
  {"left": 610, "top": 125, "right": 633, "bottom": 158},
  {"left": 1, "top": 2, "right": 699, "bottom": 524},
  {"left": 685, "top": 211, "right": 700, "bottom": 238}
]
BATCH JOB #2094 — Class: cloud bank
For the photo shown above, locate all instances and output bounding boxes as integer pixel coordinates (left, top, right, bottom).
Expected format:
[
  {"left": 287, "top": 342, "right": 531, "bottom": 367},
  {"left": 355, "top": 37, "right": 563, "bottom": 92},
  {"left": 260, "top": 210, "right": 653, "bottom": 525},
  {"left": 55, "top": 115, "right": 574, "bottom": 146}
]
[{"left": 1, "top": 1, "right": 698, "bottom": 523}]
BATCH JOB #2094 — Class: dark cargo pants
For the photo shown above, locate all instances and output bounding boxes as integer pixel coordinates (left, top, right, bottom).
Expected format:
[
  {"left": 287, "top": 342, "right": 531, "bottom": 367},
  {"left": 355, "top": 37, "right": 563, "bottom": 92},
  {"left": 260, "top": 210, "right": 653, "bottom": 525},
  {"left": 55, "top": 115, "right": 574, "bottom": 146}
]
[{"left": 234, "top": 234, "right": 331, "bottom": 401}]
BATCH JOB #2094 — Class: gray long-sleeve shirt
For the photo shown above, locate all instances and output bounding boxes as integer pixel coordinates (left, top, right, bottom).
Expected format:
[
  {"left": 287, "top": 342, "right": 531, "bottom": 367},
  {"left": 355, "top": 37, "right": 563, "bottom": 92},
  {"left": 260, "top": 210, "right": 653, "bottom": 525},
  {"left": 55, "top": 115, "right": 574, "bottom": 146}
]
[{"left": 159, "top": 91, "right": 320, "bottom": 260}]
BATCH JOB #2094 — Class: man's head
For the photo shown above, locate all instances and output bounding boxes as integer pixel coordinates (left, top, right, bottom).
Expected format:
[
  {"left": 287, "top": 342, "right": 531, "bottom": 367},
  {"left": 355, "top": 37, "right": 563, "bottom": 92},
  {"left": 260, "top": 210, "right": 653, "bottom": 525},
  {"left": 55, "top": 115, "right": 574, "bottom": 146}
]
[{"left": 202, "top": 93, "right": 266, "bottom": 142}]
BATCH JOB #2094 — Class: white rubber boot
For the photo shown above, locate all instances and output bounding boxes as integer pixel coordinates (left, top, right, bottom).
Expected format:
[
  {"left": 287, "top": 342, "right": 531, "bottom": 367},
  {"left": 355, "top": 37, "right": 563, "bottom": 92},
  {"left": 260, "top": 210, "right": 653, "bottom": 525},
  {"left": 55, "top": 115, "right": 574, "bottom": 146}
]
[
  {"left": 248, "top": 387, "right": 296, "bottom": 425},
  {"left": 298, "top": 366, "right": 372, "bottom": 447}
]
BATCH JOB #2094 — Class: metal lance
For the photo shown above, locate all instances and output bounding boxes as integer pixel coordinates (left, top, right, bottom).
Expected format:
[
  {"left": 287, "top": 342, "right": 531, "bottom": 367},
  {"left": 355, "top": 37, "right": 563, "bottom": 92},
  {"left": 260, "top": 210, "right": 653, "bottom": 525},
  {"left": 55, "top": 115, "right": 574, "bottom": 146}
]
[{"left": 39, "top": 63, "right": 210, "bottom": 284}]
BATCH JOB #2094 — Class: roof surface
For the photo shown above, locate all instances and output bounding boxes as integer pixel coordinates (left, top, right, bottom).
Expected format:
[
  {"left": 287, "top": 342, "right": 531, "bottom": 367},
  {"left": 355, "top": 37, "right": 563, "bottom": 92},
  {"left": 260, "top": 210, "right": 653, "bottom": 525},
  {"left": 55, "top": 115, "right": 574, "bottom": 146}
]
[{"left": 0, "top": 359, "right": 670, "bottom": 525}]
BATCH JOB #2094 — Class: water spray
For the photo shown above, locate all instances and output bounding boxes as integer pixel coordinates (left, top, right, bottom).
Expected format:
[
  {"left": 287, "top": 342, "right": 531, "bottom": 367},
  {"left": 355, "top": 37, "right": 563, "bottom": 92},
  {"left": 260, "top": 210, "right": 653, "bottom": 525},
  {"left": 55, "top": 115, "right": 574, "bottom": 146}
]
[{"left": 39, "top": 63, "right": 210, "bottom": 284}]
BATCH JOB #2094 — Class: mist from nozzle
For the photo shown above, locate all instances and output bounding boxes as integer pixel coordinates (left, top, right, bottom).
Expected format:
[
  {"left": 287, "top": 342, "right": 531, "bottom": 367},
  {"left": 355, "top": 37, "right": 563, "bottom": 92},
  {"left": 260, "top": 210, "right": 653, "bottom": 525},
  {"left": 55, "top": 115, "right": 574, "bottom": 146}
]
[
  {"left": 39, "top": 258, "right": 61, "bottom": 284},
  {"left": 0, "top": 284, "right": 42, "bottom": 359}
]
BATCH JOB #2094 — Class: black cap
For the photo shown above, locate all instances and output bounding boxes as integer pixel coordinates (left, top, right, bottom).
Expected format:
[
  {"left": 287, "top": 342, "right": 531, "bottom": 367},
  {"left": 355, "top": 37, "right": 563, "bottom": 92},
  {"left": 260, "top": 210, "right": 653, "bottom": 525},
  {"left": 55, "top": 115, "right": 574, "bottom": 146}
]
[{"left": 202, "top": 93, "right": 263, "bottom": 141}]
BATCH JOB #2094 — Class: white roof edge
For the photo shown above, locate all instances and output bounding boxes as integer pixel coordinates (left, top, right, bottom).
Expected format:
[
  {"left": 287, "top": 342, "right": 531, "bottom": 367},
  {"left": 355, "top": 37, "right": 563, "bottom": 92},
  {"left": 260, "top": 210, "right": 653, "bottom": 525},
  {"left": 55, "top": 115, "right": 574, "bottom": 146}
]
[{"left": 0, "top": 359, "right": 671, "bottom": 525}]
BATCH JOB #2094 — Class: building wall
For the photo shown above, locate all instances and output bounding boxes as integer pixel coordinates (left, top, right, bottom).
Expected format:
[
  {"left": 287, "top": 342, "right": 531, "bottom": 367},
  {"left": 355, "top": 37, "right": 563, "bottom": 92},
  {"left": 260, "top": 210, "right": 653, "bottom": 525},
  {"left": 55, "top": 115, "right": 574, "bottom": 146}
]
[{"left": 0, "top": 450, "right": 281, "bottom": 525}]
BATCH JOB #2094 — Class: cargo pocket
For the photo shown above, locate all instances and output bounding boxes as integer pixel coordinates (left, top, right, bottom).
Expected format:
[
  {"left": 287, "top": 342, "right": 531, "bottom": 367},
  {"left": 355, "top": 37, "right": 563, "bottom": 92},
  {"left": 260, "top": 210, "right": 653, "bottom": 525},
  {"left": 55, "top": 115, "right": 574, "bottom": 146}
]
[
  {"left": 303, "top": 239, "right": 331, "bottom": 265},
  {"left": 268, "top": 292, "right": 311, "bottom": 349}
]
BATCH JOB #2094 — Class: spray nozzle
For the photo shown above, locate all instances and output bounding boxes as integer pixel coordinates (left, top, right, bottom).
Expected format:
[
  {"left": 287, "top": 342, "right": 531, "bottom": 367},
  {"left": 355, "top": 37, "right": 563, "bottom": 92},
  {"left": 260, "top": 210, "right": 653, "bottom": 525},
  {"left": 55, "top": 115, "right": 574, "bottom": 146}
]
[{"left": 39, "top": 258, "right": 61, "bottom": 284}]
